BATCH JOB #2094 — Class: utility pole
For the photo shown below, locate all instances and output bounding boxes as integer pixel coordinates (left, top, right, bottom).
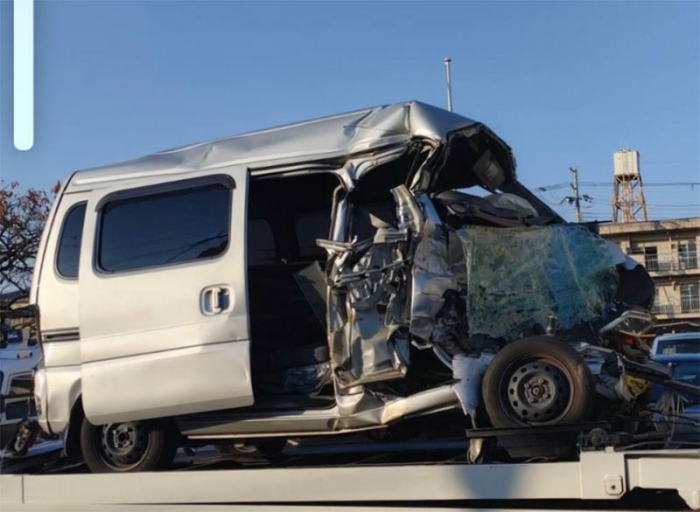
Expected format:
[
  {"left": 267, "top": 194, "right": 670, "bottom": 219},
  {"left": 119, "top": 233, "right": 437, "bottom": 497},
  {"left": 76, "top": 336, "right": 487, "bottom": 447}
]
[
  {"left": 570, "top": 167, "right": 582, "bottom": 223},
  {"left": 444, "top": 58, "right": 453, "bottom": 112}
]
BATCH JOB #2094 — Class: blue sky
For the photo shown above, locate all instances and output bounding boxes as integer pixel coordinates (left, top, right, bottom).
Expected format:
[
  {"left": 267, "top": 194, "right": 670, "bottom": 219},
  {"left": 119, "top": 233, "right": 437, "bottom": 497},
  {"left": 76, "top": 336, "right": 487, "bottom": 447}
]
[{"left": 1, "top": 0, "right": 698, "bottom": 221}]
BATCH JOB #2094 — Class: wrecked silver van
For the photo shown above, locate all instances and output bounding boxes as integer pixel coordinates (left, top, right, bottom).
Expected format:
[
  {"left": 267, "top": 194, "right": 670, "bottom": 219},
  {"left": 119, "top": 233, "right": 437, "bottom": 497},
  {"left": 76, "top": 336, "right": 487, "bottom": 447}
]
[{"left": 29, "top": 102, "right": 666, "bottom": 473}]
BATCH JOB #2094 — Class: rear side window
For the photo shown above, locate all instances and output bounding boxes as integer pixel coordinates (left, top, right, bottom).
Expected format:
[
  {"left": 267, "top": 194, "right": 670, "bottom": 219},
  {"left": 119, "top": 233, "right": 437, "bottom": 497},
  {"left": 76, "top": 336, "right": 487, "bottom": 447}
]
[
  {"left": 98, "top": 182, "right": 231, "bottom": 272},
  {"left": 657, "top": 338, "right": 700, "bottom": 355},
  {"left": 56, "top": 203, "right": 86, "bottom": 278}
]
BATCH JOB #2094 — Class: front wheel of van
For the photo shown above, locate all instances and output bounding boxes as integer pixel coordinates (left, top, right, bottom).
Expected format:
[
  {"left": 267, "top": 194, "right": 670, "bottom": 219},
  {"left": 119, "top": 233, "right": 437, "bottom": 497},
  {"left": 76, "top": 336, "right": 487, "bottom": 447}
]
[{"left": 80, "top": 418, "right": 177, "bottom": 473}]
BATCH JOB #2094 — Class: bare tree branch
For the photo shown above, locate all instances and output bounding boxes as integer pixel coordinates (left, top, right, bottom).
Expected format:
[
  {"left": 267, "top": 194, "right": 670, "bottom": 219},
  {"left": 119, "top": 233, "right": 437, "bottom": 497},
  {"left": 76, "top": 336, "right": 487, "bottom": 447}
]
[{"left": 0, "top": 181, "right": 58, "bottom": 297}]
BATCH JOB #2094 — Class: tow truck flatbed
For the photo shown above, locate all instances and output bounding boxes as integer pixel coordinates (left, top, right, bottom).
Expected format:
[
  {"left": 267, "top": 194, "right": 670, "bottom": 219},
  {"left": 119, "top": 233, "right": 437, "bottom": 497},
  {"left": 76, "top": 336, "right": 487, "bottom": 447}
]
[{"left": 1, "top": 449, "right": 698, "bottom": 511}]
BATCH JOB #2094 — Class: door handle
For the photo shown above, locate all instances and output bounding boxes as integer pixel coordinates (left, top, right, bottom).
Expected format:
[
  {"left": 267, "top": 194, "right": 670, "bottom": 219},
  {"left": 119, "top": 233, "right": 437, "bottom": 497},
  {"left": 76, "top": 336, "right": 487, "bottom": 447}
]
[{"left": 200, "top": 285, "right": 233, "bottom": 316}]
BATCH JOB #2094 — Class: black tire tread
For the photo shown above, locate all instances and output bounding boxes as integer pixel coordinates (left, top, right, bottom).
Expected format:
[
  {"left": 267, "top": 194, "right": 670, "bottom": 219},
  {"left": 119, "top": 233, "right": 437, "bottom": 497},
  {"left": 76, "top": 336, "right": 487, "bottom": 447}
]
[{"left": 79, "top": 417, "right": 177, "bottom": 473}]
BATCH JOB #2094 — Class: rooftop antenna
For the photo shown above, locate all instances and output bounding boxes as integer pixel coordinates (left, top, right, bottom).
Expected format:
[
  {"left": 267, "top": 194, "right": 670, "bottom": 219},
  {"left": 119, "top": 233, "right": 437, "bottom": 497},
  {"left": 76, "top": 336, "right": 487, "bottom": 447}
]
[{"left": 444, "top": 58, "right": 453, "bottom": 112}]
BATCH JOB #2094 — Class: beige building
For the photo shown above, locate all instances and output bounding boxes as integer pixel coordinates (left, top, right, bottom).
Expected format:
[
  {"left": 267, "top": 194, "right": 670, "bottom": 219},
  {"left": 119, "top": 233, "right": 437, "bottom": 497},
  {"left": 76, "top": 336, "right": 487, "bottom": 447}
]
[{"left": 598, "top": 218, "right": 699, "bottom": 329}]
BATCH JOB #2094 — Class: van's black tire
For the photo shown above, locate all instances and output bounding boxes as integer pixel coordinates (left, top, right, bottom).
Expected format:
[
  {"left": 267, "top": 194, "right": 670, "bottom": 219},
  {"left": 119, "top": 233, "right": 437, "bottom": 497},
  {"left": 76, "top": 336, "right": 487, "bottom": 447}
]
[
  {"left": 482, "top": 337, "right": 595, "bottom": 428},
  {"left": 80, "top": 417, "right": 177, "bottom": 473}
]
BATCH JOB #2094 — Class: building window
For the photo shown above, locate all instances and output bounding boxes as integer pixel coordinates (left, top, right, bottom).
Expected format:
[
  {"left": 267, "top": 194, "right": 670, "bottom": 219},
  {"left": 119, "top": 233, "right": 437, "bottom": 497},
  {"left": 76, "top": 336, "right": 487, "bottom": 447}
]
[
  {"left": 643, "top": 246, "right": 658, "bottom": 271},
  {"left": 680, "top": 283, "right": 700, "bottom": 314},
  {"left": 56, "top": 203, "right": 86, "bottom": 278},
  {"left": 678, "top": 242, "right": 698, "bottom": 270},
  {"left": 628, "top": 245, "right": 659, "bottom": 271},
  {"left": 98, "top": 181, "right": 231, "bottom": 273},
  {"left": 652, "top": 287, "right": 660, "bottom": 314},
  {"left": 651, "top": 286, "right": 675, "bottom": 315}
]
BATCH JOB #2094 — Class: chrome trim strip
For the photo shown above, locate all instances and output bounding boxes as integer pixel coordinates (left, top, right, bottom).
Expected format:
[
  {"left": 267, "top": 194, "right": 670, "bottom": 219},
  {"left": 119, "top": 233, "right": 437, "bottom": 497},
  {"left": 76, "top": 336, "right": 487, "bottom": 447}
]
[{"left": 41, "top": 329, "right": 79, "bottom": 343}]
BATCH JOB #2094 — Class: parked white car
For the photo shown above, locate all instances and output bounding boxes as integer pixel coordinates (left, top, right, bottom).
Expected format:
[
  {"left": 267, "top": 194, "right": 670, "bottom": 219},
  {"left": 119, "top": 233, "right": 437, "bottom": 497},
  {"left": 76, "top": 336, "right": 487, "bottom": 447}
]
[{"left": 1, "top": 326, "right": 40, "bottom": 449}]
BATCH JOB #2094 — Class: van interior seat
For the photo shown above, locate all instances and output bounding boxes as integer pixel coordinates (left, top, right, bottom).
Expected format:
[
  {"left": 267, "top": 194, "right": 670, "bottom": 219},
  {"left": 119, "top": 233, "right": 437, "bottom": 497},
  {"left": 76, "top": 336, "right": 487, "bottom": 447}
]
[
  {"left": 246, "top": 171, "right": 341, "bottom": 395},
  {"left": 349, "top": 201, "right": 398, "bottom": 240},
  {"left": 248, "top": 261, "right": 330, "bottom": 392}
]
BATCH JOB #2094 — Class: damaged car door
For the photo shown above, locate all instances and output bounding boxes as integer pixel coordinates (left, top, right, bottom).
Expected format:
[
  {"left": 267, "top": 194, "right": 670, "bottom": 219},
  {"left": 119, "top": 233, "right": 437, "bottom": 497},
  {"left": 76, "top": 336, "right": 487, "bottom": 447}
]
[{"left": 322, "top": 186, "right": 419, "bottom": 388}]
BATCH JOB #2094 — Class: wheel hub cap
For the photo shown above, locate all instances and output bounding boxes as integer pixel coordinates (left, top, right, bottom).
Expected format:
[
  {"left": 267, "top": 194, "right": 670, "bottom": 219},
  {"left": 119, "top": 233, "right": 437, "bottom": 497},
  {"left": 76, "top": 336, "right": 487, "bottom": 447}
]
[
  {"left": 507, "top": 360, "right": 571, "bottom": 423},
  {"left": 100, "top": 422, "right": 149, "bottom": 468}
]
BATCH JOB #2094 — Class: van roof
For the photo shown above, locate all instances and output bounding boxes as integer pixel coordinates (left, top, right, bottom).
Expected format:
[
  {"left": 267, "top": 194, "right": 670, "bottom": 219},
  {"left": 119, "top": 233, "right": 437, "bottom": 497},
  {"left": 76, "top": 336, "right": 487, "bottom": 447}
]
[
  {"left": 655, "top": 332, "right": 700, "bottom": 341},
  {"left": 66, "top": 101, "right": 512, "bottom": 190}
]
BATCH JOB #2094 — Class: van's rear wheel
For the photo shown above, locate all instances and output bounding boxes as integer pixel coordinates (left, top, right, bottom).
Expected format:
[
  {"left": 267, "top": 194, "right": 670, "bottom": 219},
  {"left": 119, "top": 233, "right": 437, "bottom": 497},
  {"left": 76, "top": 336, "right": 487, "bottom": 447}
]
[{"left": 80, "top": 417, "right": 177, "bottom": 473}]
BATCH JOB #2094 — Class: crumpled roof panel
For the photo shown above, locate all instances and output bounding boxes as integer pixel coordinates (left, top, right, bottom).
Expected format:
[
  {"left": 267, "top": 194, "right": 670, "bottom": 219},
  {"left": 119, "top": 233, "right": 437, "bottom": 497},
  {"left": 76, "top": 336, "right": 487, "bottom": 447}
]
[{"left": 69, "top": 102, "right": 479, "bottom": 188}]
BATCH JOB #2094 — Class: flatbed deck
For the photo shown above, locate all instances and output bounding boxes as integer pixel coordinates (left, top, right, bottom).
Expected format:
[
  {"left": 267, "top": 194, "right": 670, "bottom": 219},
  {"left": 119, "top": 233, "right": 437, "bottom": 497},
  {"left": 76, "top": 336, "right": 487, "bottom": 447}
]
[{"left": 1, "top": 449, "right": 698, "bottom": 511}]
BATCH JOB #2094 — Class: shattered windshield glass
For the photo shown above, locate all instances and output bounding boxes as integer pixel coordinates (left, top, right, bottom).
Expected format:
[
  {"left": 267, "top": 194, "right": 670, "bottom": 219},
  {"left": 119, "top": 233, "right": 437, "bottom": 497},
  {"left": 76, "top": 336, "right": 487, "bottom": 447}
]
[{"left": 455, "top": 225, "right": 619, "bottom": 339}]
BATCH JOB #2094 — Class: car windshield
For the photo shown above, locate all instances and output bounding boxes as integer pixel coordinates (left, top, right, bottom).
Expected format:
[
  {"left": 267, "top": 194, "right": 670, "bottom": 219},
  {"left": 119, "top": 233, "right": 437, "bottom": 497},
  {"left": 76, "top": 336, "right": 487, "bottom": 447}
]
[
  {"left": 672, "top": 361, "right": 700, "bottom": 386},
  {"left": 651, "top": 359, "right": 700, "bottom": 404},
  {"left": 656, "top": 336, "right": 700, "bottom": 355}
]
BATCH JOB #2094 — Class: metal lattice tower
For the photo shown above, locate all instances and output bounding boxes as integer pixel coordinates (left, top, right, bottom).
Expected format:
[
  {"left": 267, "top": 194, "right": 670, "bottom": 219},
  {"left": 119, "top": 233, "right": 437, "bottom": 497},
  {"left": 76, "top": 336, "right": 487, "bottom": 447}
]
[{"left": 611, "top": 149, "right": 648, "bottom": 223}]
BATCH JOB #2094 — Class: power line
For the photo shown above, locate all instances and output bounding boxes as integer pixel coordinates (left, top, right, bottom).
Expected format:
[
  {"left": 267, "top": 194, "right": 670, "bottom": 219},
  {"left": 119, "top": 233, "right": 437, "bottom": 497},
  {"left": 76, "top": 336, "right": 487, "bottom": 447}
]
[
  {"left": 537, "top": 181, "right": 700, "bottom": 191},
  {"left": 536, "top": 190, "right": 700, "bottom": 209},
  {"left": 584, "top": 196, "right": 700, "bottom": 208},
  {"left": 582, "top": 181, "right": 700, "bottom": 187},
  {"left": 535, "top": 191, "right": 699, "bottom": 225},
  {"left": 536, "top": 174, "right": 699, "bottom": 223},
  {"left": 536, "top": 182, "right": 570, "bottom": 192}
]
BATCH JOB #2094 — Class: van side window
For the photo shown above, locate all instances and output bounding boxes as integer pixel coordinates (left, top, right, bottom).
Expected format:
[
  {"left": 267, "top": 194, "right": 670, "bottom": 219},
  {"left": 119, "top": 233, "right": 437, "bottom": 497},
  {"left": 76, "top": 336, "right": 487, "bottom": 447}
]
[
  {"left": 98, "top": 183, "right": 231, "bottom": 273},
  {"left": 56, "top": 203, "right": 87, "bottom": 278}
]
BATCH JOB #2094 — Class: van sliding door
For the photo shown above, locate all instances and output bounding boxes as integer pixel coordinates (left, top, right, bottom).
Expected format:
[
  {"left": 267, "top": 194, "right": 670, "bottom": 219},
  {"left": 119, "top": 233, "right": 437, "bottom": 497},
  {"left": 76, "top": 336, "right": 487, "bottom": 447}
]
[{"left": 78, "top": 167, "right": 252, "bottom": 425}]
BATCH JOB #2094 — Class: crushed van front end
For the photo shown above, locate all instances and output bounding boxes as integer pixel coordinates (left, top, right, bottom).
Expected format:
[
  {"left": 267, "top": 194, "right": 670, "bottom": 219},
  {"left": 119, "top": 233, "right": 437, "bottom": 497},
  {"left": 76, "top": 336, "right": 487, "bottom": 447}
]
[{"left": 312, "top": 105, "right": 664, "bottom": 454}]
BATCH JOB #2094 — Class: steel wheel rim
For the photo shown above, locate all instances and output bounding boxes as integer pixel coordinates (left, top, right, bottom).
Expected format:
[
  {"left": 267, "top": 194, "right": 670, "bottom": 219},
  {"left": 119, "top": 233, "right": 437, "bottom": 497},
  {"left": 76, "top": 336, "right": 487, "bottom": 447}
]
[
  {"left": 96, "top": 421, "right": 150, "bottom": 470},
  {"left": 501, "top": 357, "right": 574, "bottom": 424}
]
